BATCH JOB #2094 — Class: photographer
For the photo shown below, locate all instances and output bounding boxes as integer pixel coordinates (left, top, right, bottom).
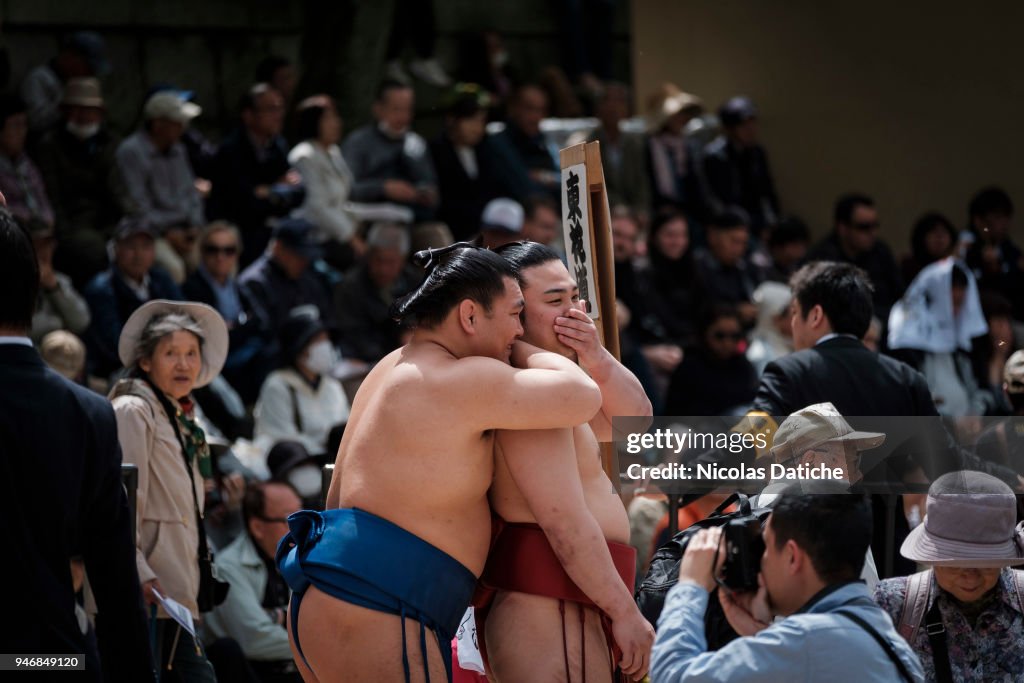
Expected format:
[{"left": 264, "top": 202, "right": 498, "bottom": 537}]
[{"left": 650, "top": 489, "right": 924, "bottom": 682}]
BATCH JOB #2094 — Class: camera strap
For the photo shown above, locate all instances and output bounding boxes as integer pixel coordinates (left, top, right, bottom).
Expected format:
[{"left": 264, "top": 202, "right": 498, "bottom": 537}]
[
  {"left": 144, "top": 379, "right": 214, "bottom": 570},
  {"left": 834, "top": 608, "right": 916, "bottom": 683}
]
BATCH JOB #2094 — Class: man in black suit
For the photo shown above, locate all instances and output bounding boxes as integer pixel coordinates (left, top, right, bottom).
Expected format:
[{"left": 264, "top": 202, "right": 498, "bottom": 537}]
[
  {"left": 750, "top": 260, "right": 1020, "bottom": 575},
  {"left": 0, "top": 209, "right": 154, "bottom": 681}
]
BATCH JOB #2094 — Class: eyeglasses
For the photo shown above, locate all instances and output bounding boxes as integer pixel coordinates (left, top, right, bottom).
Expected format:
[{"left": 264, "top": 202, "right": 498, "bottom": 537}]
[
  {"left": 203, "top": 244, "right": 239, "bottom": 256},
  {"left": 256, "top": 515, "right": 289, "bottom": 523},
  {"left": 851, "top": 220, "right": 880, "bottom": 232},
  {"left": 711, "top": 331, "right": 744, "bottom": 341}
]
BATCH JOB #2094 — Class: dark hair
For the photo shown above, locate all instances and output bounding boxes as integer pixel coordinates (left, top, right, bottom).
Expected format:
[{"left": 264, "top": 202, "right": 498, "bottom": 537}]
[
  {"left": 509, "top": 83, "right": 546, "bottom": 107},
  {"left": 700, "top": 303, "right": 740, "bottom": 333},
  {"left": 789, "top": 261, "right": 874, "bottom": 337},
  {"left": 968, "top": 186, "right": 1013, "bottom": 222},
  {"left": 295, "top": 94, "right": 335, "bottom": 142},
  {"left": 951, "top": 262, "right": 969, "bottom": 289},
  {"left": 494, "top": 240, "right": 561, "bottom": 285},
  {"left": 390, "top": 243, "right": 517, "bottom": 329},
  {"left": 376, "top": 79, "right": 411, "bottom": 103},
  {"left": 707, "top": 208, "right": 750, "bottom": 232},
  {"left": 834, "top": 193, "right": 874, "bottom": 226},
  {"left": 240, "top": 82, "right": 276, "bottom": 113},
  {"left": 910, "top": 212, "right": 957, "bottom": 265},
  {"left": 0, "top": 93, "right": 26, "bottom": 131},
  {"left": 647, "top": 210, "right": 688, "bottom": 250},
  {"left": 242, "top": 481, "right": 295, "bottom": 531},
  {"left": 0, "top": 210, "right": 37, "bottom": 330},
  {"left": 255, "top": 55, "right": 291, "bottom": 84},
  {"left": 770, "top": 490, "right": 872, "bottom": 584},
  {"left": 522, "top": 194, "right": 559, "bottom": 222},
  {"left": 767, "top": 217, "right": 811, "bottom": 249}
]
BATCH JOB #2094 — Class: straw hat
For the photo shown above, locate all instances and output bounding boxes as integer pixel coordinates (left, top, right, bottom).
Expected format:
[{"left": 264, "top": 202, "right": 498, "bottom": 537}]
[
  {"left": 118, "top": 300, "right": 228, "bottom": 388},
  {"left": 901, "top": 471, "right": 1024, "bottom": 568},
  {"left": 63, "top": 77, "right": 104, "bottom": 108},
  {"left": 645, "top": 82, "right": 704, "bottom": 133}
]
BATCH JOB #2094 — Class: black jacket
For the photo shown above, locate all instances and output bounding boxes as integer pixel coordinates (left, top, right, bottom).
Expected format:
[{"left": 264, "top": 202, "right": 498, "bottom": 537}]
[
  {"left": 700, "top": 136, "right": 779, "bottom": 231},
  {"left": 207, "top": 128, "right": 303, "bottom": 264},
  {"left": 334, "top": 263, "right": 420, "bottom": 363},
  {"left": 429, "top": 134, "right": 508, "bottom": 241},
  {"left": 0, "top": 344, "right": 154, "bottom": 681}
]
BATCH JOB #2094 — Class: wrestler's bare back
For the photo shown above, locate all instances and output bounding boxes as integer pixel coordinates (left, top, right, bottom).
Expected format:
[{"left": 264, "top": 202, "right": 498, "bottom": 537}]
[{"left": 330, "top": 342, "right": 496, "bottom": 574}]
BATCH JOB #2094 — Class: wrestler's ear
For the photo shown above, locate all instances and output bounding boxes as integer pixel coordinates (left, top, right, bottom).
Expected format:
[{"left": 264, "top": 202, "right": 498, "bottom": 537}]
[{"left": 458, "top": 299, "right": 477, "bottom": 335}]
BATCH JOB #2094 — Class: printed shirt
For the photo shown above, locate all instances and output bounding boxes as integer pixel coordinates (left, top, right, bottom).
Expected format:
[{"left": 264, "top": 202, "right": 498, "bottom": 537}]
[{"left": 874, "top": 569, "right": 1024, "bottom": 683}]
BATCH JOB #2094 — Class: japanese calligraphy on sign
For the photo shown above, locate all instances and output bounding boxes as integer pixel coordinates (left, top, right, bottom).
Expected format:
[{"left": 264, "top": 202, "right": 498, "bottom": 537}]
[{"left": 560, "top": 163, "right": 599, "bottom": 320}]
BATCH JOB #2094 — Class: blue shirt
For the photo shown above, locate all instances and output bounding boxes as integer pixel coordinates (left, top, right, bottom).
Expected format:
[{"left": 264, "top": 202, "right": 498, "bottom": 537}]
[
  {"left": 199, "top": 265, "right": 242, "bottom": 323},
  {"left": 651, "top": 581, "right": 924, "bottom": 682}
]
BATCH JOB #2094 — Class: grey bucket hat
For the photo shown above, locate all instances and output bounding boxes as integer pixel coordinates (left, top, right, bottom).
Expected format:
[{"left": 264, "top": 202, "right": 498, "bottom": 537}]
[{"left": 901, "top": 470, "right": 1024, "bottom": 568}]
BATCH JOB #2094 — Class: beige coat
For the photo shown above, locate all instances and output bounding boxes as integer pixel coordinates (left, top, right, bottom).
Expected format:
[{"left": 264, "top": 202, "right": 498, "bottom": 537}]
[{"left": 110, "top": 378, "right": 205, "bottom": 618}]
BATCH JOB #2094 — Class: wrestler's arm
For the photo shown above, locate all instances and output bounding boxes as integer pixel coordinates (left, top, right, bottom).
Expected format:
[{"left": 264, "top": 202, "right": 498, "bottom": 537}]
[
  {"left": 553, "top": 307, "right": 652, "bottom": 442},
  {"left": 454, "top": 342, "right": 603, "bottom": 431},
  {"left": 497, "top": 429, "right": 654, "bottom": 676}
]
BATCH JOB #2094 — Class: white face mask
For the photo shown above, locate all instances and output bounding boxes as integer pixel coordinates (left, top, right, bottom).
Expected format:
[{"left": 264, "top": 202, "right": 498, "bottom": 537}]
[
  {"left": 303, "top": 339, "right": 337, "bottom": 376},
  {"left": 66, "top": 120, "right": 100, "bottom": 140},
  {"left": 287, "top": 465, "right": 322, "bottom": 498}
]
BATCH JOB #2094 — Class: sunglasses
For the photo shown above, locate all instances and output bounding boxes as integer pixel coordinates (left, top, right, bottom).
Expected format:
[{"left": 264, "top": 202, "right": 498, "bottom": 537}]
[
  {"left": 712, "top": 330, "right": 744, "bottom": 341},
  {"left": 203, "top": 244, "right": 239, "bottom": 256},
  {"left": 851, "top": 220, "right": 880, "bottom": 232}
]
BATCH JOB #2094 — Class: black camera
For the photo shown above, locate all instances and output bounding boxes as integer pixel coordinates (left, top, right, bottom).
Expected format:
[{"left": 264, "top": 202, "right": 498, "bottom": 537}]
[{"left": 721, "top": 515, "right": 765, "bottom": 591}]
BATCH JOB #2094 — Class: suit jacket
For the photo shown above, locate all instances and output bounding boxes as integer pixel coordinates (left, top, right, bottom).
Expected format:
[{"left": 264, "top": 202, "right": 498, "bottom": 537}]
[
  {"left": 754, "top": 336, "right": 1016, "bottom": 485},
  {"left": 0, "top": 343, "right": 154, "bottom": 681}
]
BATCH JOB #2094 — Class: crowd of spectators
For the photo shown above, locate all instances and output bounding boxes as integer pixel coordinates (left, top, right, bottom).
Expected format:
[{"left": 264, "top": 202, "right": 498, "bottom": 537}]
[{"left": 5, "top": 24, "right": 1024, "bottom": 683}]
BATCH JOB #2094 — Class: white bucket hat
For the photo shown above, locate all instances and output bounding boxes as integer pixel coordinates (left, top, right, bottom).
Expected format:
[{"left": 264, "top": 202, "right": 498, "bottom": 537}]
[{"left": 118, "top": 300, "right": 228, "bottom": 389}]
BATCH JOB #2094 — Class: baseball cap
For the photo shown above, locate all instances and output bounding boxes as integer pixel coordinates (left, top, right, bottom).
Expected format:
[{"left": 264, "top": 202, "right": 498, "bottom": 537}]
[
  {"left": 66, "top": 31, "right": 110, "bottom": 77},
  {"left": 1005, "top": 350, "right": 1024, "bottom": 394},
  {"left": 481, "top": 198, "right": 524, "bottom": 233},
  {"left": 143, "top": 92, "right": 201, "bottom": 124},
  {"left": 273, "top": 217, "right": 322, "bottom": 261},
  {"left": 112, "top": 215, "right": 157, "bottom": 242},
  {"left": 769, "top": 402, "right": 885, "bottom": 463},
  {"left": 718, "top": 96, "right": 758, "bottom": 128}
]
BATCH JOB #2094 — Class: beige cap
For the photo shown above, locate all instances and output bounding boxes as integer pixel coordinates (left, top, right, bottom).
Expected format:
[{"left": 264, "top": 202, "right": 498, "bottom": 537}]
[
  {"left": 143, "top": 92, "right": 201, "bottom": 124},
  {"left": 770, "top": 402, "right": 885, "bottom": 463},
  {"left": 645, "top": 82, "right": 704, "bottom": 133},
  {"left": 63, "top": 77, "right": 104, "bottom": 108},
  {"left": 40, "top": 330, "right": 86, "bottom": 380},
  {"left": 1004, "top": 350, "right": 1024, "bottom": 394}
]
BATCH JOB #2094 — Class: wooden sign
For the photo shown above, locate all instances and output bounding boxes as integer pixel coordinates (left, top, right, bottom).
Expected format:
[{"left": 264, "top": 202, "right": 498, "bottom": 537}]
[
  {"left": 559, "top": 141, "right": 621, "bottom": 486},
  {"left": 559, "top": 141, "right": 619, "bottom": 359}
]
